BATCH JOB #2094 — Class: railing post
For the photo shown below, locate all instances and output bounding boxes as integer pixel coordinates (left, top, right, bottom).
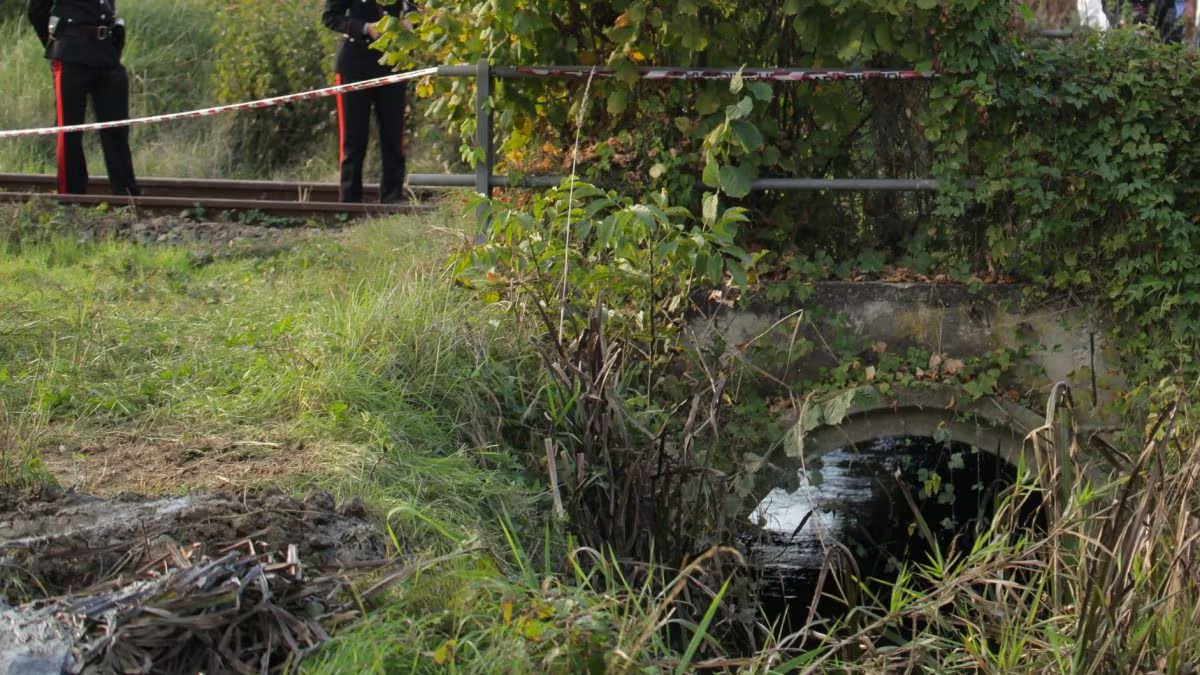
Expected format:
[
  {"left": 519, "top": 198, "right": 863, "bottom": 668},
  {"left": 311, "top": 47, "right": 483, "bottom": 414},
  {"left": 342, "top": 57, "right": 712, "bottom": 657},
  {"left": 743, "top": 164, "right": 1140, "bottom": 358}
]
[{"left": 475, "top": 58, "right": 494, "bottom": 201}]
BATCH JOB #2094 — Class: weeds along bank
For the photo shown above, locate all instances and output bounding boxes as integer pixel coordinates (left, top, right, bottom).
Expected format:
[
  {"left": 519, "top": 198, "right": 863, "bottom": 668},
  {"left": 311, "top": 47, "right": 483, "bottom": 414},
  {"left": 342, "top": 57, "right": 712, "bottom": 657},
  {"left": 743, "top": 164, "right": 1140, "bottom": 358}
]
[
  {"left": 4, "top": 204, "right": 1200, "bottom": 672},
  {"left": 3, "top": 199, "right": 1200, "bottom": 670},
  {"left": 0, "top": 202, "right": 534, "bottom": 542},
  {"left": 4, "top": 1, "right": 1200, "bottom": 672}
]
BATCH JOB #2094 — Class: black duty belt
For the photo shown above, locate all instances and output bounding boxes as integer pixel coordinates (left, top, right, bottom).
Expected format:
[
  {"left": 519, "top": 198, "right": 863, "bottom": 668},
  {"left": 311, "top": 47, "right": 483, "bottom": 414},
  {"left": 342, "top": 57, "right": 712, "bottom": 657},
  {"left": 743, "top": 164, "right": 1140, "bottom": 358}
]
[{"left": 60, "top": 24, "right": 116, "bottom": 40}]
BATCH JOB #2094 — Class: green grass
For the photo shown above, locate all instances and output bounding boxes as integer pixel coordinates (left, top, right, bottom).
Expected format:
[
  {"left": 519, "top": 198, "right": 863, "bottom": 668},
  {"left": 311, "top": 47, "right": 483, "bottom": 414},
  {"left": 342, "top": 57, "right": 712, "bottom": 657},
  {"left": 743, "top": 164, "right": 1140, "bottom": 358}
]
[
  {"left": 3, "top": 203, "right": 1200, "bottom": 673},
  {"left": 0, "top": 200, "right": 532, "bottom": 527},
  {"left": 0, "top": 200, "right": 749, "bottom": 673}
]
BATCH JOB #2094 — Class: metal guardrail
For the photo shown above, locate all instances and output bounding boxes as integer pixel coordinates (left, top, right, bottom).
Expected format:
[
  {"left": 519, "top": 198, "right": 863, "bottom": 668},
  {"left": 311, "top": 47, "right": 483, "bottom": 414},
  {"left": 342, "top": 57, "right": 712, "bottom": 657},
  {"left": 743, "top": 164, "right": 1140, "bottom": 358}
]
[{"left": 413, "top": 60, "right": 947, "bottom": 199}]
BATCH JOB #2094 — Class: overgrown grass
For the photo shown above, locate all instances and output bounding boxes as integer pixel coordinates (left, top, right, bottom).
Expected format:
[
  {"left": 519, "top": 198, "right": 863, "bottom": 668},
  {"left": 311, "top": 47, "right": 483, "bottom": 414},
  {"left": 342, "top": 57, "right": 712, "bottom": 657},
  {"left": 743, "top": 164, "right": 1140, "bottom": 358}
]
[
  {"left": 0, "top": 200, "right": 532, "bottom": 541},
  {"left": 3, "top": 205, "right": 1199, "bottom": 673},
  {"left": 306, "top": 386, "right": 1200, "bottom": 673}
]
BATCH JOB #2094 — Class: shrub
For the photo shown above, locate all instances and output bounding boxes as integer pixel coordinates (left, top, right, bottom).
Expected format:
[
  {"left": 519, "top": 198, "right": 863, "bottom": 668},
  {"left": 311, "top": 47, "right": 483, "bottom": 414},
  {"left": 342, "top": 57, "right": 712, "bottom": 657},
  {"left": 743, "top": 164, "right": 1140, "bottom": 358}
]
[
  {"left": 211, "top": 0, "right": 340, "bottom": 174},
  {"left": 958, "top": 30, "right": 1200, "bottom": 378}
]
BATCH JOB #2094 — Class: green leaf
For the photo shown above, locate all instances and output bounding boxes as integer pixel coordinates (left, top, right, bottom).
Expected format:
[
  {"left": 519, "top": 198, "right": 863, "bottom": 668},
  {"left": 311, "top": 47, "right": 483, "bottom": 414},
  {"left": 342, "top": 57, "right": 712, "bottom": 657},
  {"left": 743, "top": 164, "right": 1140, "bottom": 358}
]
[
  {"left": 607, "top": 89, "right": 628, "bottom": 115},
  {"left": 695, "top": 86, "right": 722, "bottom": 115},
  {"left": 725, "top": 96, "right": 754, "bottom": 120},
  {"left": 706, "top": 253, "right": 724, "bottom": 284},
  {"left": 702, "top": 152, "right": 721, "bottom": 188},
  {"left": 873, "top": 22, "right": 894, "bottom": 52},
  {"left": 727, "top": 259, "right": 749, "bottom": 290},
  {"left": 747, "top": 80, "right": 773, "bottom": 102},
  {"left": 718, "top": 164, "right": 754, "bottom": 198},
  {"left": 821, "top": 388, "right": 856, "bottom": 426},
  {"left": 701, "top": 192, "right": 719, "bottom": 224},
  {"left": 730, "top": 120, "right": 764, "bottom": 151},
  {"left": 612, "top": 57, "right": 639, "bottom": 85}
]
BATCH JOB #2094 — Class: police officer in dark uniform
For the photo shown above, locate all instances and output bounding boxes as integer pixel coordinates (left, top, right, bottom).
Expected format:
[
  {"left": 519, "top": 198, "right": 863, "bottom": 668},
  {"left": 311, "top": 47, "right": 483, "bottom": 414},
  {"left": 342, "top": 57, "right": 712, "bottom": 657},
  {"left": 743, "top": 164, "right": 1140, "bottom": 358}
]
[
  {"left": 27, "top": 0, "right": 140, "bottom": 196},
  {"left": 322, "top": 0, "right": 416, "bottom": 204}
]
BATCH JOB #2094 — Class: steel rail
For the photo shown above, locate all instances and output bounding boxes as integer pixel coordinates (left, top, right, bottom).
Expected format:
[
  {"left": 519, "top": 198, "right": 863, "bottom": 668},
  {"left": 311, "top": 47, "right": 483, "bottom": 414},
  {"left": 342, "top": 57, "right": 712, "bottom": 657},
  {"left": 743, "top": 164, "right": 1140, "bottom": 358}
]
[
  {"left": 0, "top": 174, "right": 436, "bottom": 221},
  {"left": 0, "top": 191, "right": 432, "bottom": 222},
  {"left": 0, "top": 173, "right": 450, "bottom": 203}
]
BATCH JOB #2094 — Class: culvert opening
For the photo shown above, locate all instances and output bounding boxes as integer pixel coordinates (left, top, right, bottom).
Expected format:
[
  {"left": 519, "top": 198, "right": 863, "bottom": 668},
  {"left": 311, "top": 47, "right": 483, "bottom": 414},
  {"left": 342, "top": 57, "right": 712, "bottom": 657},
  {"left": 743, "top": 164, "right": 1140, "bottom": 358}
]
[{"left": 748, "top": 434, "right": 1044, "bottom": 631}]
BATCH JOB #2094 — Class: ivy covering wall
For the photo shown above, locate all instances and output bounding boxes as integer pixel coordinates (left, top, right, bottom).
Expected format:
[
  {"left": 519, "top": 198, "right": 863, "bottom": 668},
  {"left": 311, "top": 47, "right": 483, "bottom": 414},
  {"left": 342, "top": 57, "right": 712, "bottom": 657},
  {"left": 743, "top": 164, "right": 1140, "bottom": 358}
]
[{"left": 380, "top": 0, "right": 1198, "bottom": 379}]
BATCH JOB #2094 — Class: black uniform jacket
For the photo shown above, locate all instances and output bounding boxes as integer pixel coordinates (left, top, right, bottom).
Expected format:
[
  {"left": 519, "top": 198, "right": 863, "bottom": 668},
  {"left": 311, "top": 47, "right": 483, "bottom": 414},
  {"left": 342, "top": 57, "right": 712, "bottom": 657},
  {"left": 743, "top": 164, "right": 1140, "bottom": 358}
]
[
  {"left": 321, "top": 0, "right": 414, "bottom": 77},
  {"left": 28, "top": 0, "right": 123, "bottom": 69}
]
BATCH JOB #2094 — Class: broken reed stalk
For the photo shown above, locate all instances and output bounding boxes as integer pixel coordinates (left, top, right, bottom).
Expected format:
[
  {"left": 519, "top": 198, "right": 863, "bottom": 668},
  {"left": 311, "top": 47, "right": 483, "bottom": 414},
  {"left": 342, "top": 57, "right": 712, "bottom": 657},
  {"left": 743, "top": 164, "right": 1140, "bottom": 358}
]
[
  {"left": 68, "top": 541, "right": 377, "bottom": 675},
  {"left": 545, "top": 437, "right": 566, "bottom": 520}
]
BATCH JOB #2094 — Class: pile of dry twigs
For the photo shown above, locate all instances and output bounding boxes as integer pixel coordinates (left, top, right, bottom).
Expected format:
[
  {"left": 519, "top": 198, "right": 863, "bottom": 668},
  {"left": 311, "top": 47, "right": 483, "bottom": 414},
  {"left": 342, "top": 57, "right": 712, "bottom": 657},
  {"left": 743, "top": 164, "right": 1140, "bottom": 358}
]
[{"left": 65, "top": 541, "right": 373, "bottom": 675}]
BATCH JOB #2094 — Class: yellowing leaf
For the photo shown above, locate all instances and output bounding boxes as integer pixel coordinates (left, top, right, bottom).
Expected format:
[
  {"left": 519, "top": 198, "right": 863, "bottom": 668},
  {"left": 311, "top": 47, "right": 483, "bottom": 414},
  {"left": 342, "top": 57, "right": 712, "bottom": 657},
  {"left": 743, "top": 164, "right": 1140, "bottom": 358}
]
[
  {"left": 822, "top": 388, "right": 856, "bottom": 426},
  {"left": 433, "top": 639, "right": 457, "bottom": 666},
  {"left": 517, "top": 617, "right": 549, "bottom": 642},
  {"left": 607, "top": 89, "right": 628, "bottom": 115}
]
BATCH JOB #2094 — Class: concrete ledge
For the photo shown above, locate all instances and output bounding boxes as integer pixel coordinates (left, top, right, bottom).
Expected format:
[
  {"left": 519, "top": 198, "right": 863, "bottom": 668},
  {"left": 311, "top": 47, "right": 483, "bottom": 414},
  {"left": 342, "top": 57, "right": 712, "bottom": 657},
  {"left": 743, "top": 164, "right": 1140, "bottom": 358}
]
[{"left": 688, "top": 281, "right": 1127, "bottom": 416}]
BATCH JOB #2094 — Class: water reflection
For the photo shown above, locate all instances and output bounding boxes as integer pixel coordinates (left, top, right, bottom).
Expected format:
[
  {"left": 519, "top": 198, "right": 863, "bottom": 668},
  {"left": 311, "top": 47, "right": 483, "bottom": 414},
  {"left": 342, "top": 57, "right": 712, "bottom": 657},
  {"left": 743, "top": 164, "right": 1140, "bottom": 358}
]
[{"left": 750, "top": 435, "right": 1019, "bottom": 624}]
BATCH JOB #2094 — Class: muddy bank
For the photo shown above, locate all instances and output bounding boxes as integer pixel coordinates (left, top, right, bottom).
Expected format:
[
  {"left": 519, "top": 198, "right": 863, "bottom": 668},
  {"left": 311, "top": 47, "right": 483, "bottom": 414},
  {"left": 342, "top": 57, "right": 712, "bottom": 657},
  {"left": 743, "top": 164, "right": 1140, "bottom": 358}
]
[
  {"left": 0, "top": 486, "right": 385, "bottom": 601},
  {"left": 0, "top": 487, "right": 389, "bottom": 674}
]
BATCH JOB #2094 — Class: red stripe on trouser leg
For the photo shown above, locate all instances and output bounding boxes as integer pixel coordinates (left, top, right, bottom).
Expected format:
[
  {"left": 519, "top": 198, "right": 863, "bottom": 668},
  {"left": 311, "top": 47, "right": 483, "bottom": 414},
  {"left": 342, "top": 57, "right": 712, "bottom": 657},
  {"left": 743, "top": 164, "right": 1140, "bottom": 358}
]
[
  {"left": 53, "top": 60, "right": 67, "bottom": 194},
  {"left": 335, "top": 73, "right": 346, "bottom": 201}
]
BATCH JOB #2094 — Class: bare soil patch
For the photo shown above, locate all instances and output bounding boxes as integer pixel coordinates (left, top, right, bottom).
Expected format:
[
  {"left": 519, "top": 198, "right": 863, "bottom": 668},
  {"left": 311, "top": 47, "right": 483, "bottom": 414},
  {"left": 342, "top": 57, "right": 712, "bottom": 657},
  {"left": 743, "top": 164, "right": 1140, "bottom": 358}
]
[{"left": 40, "top": 435, "right": 325, "bottom": 496}]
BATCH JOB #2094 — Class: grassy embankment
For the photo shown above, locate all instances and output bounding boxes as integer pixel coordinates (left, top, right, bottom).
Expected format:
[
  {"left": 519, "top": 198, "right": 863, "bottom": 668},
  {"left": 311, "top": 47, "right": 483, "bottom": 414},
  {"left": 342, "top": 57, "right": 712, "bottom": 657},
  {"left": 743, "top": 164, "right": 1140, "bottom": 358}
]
[
  {"left": 4, "top": 2, "right": 1200, "bottom": 671},
  {"left": 0, "top": 201, "right": 736, "bottom": 672},
  {"left": 0, "top": 201, "right": 523, "bottom": 665},
  {"left": 0, "top": 3, "right": 702, "bottom": 670},
  {"left": 4, "top": 203, "right": 1200, "bottom": 674}
]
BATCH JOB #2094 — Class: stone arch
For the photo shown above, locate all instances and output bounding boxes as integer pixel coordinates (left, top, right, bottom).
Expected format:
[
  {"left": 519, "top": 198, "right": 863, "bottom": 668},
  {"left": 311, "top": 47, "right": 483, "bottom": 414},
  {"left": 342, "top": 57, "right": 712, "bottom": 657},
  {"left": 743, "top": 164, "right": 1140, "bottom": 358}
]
[
  {"left": 789, "top": 384, "right": 1048, "bottom": 471},
  {"left": 777, "top": 384, "right": 1060, "bottom": 482},
  {"left": 749, "top": 384, "right": 1062, "bottom": 627}
]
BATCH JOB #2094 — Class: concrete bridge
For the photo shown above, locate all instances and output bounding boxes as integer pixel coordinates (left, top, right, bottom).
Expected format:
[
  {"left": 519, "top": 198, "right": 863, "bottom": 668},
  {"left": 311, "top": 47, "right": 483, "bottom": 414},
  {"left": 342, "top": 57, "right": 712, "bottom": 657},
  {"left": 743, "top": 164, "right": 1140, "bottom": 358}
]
[
  {"left": 693, "top": 280, "right": 1126, "bottom": 468},
  {"left": 692, "top": 281, "right": 1125, "bottom": 593}
]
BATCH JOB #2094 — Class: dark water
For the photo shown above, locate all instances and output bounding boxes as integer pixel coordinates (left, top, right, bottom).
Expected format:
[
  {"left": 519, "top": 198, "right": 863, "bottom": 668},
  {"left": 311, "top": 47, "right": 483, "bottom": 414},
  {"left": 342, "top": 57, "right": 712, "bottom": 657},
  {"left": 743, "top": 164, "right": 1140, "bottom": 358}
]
[{"left": 747, "top": 435, "right": 1033, "bottom": 630}]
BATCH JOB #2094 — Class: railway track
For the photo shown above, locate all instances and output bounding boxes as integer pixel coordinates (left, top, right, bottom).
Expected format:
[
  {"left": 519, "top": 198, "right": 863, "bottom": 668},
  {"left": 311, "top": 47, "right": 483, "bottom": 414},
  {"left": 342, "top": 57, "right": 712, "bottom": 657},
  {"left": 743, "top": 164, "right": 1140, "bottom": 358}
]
[{"left": 0, "top": 173, "right": 435, "bottom": 221}]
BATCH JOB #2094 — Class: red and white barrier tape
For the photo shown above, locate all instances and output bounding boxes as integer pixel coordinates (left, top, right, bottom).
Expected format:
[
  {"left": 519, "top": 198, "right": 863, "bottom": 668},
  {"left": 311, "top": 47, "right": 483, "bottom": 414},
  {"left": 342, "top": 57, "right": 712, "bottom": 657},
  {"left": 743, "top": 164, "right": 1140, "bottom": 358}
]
[
  {"left": 0, "top": 67, "right": 438, "bottom": 139},
  {"left": 0, "top": 64, "right": 937, "bottom": 139},
  {"left": 506, "top": 66, "right": 939, "bottom": 81}
]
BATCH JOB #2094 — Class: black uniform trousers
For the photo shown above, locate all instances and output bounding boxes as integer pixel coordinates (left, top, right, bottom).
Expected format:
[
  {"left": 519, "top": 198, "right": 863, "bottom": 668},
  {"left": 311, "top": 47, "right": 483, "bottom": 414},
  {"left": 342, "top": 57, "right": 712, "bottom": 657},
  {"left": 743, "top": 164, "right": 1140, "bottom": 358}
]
[
  {"left": 53, "top": 59, "right": 139, "bottom": 196},
  {"left": 1110, "top": 0, "right": 1185, "bottom": 40},
  {"left": 334, "top": 41, "right": 407, "bottom": 204}
]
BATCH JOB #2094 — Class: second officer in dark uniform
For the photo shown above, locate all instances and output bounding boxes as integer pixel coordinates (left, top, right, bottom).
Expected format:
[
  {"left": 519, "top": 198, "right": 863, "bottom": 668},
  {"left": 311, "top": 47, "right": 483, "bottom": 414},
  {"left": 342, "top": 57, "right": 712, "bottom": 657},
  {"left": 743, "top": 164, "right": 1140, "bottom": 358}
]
[
  {"left": 27, "top": 0, "right": 140, "bottom": 196},
  {"left": 322, "top": 0, "right": 416, "bottom": 204}
]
